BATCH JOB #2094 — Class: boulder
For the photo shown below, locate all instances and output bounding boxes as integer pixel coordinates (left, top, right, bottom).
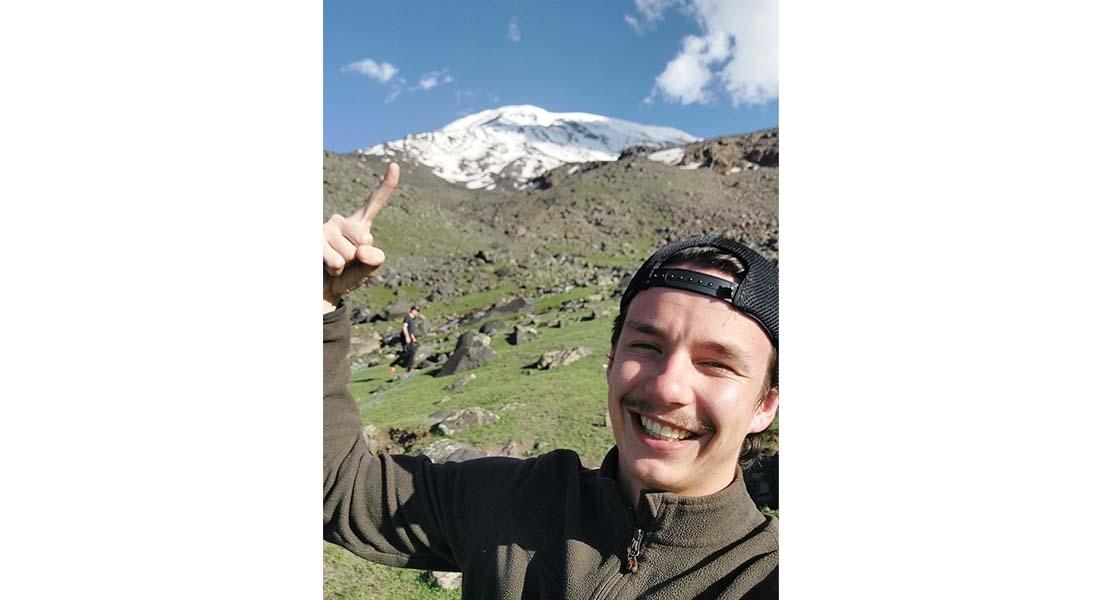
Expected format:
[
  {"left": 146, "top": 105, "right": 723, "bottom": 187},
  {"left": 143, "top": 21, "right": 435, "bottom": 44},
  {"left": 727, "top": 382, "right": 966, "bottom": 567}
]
[
  {"left": 348, "top": 333, "right": 381, "bottom": 356},
  {"left": 427, "top": 571, "right": 462, "bottom": 590},
  {"left": 426, "top": 409, "right": 456, "bottom": 429},
  {"left": 439, "top": 331, "right": 497, "bottom": 376},
  {"left": 614, "top": 274, "right": 633, "bottom": 296},
  {"left": 431, "top": 407, "right": 500, "bottom": 436},
  {"left": 417, "top": 439, "right": 489, "bottom": 463},
  {"left": 508, "top": 325, "right": 538, "bottom": 345},
  {"left": 348, "top": 305, "right": 374, "bottom": 325},
  {"left": 361, "top": 424, "right": 388, "bottom": 454},
  {"left": 410, "top": 344, "right": 434, "bottom": 368},
  {"left": 479, "top": 319, "right": 510, "bottom": 337},
  {"left": 384, "top": 299, "right": 412, "bottom": 320},
  {"left": 444, "top": 373, "right": 477, "bottom": 392},
  {"left": 532, "top": 347, "right": 593, "bottom": 370},
  {"left": 484, "top": 296, "right": 534, "bottom": 319},
  {"left": 498, "top": 437, "right": 535, "bottom": 458}
]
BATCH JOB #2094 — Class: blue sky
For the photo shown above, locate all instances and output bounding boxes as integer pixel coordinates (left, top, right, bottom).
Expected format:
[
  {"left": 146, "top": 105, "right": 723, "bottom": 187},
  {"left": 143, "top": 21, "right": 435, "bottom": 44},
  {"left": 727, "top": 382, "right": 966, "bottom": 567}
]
[{"left": 324, "top": 0, "right": 778, "bottom": 152}]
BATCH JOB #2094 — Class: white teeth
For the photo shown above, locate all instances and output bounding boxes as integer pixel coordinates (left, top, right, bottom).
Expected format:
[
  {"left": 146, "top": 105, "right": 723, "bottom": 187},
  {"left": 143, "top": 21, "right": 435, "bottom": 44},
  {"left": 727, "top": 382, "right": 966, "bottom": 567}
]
[{"left": 640, "top": 415, "right": 695, "bottom": 441}]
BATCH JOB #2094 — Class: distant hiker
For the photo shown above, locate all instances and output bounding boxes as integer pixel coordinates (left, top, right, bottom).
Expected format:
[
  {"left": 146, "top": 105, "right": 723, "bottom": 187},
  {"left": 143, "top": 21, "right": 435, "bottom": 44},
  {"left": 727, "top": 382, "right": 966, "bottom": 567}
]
[
  {"left": 323, "top": 162, "right": 779, "bottom": 598},
  {"left": 401, "top": 306, "right": 419, "bottom": 372}
]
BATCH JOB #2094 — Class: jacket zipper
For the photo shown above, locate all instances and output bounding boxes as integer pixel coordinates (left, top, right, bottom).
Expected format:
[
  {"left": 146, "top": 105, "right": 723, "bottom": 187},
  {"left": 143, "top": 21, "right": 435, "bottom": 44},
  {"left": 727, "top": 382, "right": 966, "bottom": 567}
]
[
  {"left": 590, "top": 485, "right": 650, "bottom": 600},
  {"left": 625, "top": 528, "right": 645, "bottom": 573}
]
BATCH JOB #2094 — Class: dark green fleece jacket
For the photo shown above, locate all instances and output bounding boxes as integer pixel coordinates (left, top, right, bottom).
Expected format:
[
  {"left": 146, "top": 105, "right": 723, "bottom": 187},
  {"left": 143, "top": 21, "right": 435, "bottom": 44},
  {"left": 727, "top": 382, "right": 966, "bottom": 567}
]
[{"left": 324, "top": 305, "right": 778, "bottom": 599}]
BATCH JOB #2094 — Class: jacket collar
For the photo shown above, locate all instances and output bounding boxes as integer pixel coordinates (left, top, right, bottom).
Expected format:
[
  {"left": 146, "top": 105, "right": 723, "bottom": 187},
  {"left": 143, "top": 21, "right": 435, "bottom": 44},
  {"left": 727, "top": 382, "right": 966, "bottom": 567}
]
[{"left": 598, "top": 447, "right": 767, "bottom": 548}]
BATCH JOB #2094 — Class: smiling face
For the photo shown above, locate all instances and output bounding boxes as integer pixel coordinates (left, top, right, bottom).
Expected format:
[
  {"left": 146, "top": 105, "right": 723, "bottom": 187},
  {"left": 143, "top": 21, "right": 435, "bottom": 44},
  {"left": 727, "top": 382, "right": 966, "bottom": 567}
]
[{"left": 606, "top": 267, "right": 778, "bottom": 502}]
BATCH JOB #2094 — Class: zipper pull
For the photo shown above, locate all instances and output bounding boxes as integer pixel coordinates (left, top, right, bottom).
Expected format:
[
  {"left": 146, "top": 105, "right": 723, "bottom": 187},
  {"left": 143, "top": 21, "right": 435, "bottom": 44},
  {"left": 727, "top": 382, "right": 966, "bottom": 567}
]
[{"left": 626, "top": 528, "right": 644, "bottom": 573}]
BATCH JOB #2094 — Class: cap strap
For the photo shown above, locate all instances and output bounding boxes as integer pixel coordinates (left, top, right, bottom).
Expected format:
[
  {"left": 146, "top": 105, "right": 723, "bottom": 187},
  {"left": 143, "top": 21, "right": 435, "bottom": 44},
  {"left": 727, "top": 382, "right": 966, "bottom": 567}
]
[{"left": 645, "top": 268, "right": 738, "bottom": 303}]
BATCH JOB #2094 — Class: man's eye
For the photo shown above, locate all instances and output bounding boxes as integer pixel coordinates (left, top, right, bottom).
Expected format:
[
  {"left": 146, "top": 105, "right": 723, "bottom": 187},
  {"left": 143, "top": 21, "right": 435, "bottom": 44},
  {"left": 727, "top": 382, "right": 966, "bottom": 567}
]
[
  {"left": 630, "top": 342, "right": 659, "bottom": 352},
  {"left": 701, "top": 361, "right": 734, "bottom": 372}
]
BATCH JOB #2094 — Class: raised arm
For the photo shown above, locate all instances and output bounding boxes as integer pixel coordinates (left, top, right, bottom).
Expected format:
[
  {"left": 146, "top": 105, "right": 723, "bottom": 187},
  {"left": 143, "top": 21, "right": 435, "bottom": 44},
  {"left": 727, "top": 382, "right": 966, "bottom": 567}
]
[{"left": 322, "top": 164, "right": 462, "bottom": 569}]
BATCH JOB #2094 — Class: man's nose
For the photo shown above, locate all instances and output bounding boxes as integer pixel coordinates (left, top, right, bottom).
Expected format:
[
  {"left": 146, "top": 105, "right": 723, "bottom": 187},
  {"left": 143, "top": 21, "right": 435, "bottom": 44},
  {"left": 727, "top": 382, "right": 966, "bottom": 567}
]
[{"left": 644, "top": 350, "right": 692, "bottom": 406}]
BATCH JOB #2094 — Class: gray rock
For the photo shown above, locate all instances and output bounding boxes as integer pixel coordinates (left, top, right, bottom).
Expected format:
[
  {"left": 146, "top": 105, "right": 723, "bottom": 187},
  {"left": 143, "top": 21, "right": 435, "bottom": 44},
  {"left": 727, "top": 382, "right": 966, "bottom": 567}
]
[
  {"left": 499, "top": 437, "right": 534, "bottom": 458},
  {"left": 427, "top": 571, "right": 462, "bottom": 590},
  {"left": 417, "top": 439, "right": 488, "bottom": 463},
  {"left": 431, "top": 407, "right": 500, "bottom": 436},
  {"left": 444, "top": 372, "right": 477, "bottom": 392},
  {"left": 509, "top": 325, "right": 538, "bottom": 345},
  {"left": 361, "top": 424, "right": 384, "bottom": 454},
  {"left": 439, "top": 331, "right": 497, "bottom": 376},
  {"left": 384, "top": 299, "right": 412, "bottom": 320},
  {"left": 614, "top": 274, "right": 633, "bottom": 296},
  {"left": 533, "top": 347, "right": 594, "bottom": 370},
  {"left": 479, "top": 319, "right": 510, "bottom": 337},
  {"left": 426, "top": 409, "right": 456, "bottom": 428},
  {"left": 348, "top": 333, "right": 382, "bottom": 357},
  {"left": 484, "top": 296, "right": 534, "bottom": 319},
  {"left": 409, "top": 343, "right": 433, "bottom": 369}
]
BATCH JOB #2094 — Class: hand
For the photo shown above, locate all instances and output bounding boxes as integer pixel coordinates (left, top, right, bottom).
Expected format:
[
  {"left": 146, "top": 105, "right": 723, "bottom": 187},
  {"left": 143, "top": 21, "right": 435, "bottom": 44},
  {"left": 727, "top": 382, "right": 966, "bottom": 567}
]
[{"left": 323, "top": 163, "right": 400, "bottom": 313}]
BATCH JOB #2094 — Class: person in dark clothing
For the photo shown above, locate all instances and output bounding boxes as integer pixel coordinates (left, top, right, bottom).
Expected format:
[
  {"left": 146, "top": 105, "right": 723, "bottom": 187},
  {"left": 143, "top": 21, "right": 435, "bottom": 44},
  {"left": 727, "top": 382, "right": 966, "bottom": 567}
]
[
  {"left": 322, "top": 163, "right": 779, "bottom": 598},
  {"left": 401, "top": 306, "right": 419, "bottom": 371}
]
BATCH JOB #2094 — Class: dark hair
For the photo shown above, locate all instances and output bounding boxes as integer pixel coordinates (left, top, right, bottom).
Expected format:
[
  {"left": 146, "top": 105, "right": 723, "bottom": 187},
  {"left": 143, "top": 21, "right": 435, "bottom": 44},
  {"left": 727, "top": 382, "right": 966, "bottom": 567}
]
[{"left": 610, "top": 245, "right": 778, "bottom": 467}]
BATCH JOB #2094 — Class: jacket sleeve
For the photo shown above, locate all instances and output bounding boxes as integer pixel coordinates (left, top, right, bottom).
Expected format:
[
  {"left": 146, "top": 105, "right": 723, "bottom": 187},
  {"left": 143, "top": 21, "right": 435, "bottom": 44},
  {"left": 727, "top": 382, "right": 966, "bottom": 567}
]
[{"left": 323, "top": 305, "right": 522, "bottom": 571}]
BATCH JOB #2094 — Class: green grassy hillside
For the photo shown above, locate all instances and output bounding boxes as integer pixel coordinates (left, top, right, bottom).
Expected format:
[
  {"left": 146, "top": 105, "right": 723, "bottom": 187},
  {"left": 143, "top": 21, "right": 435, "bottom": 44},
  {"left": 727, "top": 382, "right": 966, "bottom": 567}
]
[{"left": 323, "top": 130, "right": 778, "bottom": 598}]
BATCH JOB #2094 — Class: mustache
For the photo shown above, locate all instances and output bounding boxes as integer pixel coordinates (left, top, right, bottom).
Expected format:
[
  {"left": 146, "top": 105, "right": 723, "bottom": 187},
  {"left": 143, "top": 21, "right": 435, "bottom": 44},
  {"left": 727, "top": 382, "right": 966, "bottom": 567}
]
[{"left": 620, "top": 393, "right": 715, "bottom": 433}]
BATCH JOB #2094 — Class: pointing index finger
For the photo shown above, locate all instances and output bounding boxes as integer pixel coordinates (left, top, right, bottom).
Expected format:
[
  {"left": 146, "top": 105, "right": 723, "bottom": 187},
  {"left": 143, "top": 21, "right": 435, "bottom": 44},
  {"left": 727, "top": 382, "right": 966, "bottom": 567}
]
[{"left": 353, "top": 162, "right": 400, "bottom": 227}]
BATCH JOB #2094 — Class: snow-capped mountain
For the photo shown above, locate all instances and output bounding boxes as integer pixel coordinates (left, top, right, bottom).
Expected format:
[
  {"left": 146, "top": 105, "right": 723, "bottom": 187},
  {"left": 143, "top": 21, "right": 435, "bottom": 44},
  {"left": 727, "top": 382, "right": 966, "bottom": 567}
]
[{"left": 360, "top": 105, "right": 699, "bottom": 190}]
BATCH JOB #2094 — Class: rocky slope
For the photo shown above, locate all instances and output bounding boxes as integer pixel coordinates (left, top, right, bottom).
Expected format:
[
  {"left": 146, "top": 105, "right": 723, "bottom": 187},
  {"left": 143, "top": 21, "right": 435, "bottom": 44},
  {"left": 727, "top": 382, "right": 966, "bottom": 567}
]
[{"left": 325, "top": 128, "right": 777, "bottom": 316}]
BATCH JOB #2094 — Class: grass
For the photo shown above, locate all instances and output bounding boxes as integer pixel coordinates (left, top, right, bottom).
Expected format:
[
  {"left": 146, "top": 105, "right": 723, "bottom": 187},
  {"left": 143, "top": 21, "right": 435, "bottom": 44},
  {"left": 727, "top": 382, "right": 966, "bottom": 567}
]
[
  {"left": 329, "top": 301, "right": 619, "bottom": 599},
  {"left": 324, "top": 544, "right": 461, "bottom": 600},
  {"left": 351, "top": 300, "right": 617, "bottom": 467}
]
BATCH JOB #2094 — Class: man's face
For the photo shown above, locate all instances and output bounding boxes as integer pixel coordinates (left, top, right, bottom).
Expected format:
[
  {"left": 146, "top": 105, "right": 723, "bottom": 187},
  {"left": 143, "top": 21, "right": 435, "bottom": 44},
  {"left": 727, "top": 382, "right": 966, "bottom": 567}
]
[{"left": 606, "top": 267, "right": 778, "bottom": 500}]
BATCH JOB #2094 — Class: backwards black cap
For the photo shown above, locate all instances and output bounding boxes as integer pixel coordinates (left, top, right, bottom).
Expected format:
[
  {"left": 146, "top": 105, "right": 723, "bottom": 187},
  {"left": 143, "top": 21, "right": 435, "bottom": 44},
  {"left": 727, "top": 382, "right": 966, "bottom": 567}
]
[{"left": 619, "top": 235, "right": 778, "bottom": 346}]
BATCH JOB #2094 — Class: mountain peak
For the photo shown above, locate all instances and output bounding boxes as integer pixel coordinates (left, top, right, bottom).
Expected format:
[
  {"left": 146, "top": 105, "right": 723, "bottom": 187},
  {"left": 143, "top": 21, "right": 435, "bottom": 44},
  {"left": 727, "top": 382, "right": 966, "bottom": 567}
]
[{"left": 362, "top": 105, "right": 698, "bottom": 190}]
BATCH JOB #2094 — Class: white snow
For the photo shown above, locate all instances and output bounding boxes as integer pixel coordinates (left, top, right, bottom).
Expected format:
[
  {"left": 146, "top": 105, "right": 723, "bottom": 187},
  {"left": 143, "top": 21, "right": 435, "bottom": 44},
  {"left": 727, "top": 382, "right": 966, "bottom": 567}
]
[
  {"left": 680, "top": 161, "right": 704, "bottom": 170},
  {"left": 647, "top": 147, "right": 685, "bottom": 165},
  {"left": 358, "top": 104, "right": 698, "bottom": 189}
]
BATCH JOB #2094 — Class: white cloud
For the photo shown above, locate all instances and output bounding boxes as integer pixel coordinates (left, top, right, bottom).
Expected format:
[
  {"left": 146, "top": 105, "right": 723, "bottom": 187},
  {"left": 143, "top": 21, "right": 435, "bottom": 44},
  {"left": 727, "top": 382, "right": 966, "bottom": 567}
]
[
  {"left": 635, "top": 0, "right": 683, "bottom": 23},
  {"left": 507, "top": 16, "right": 521, "bottom": 42},
  {"left": 341, "top": 58, "right": 398, "bottom": 83},
  {"left": 651, "top": 49, "right": 713, "bottom": 104},
  {"left": 624, "top": 14, "right": 643, "bottom": 33},
  {"left": 417, "top": 70, "right": 454, "bottom": 91},
  {"left": 646, "top": 0, "right": 777, "bottom": 106}
]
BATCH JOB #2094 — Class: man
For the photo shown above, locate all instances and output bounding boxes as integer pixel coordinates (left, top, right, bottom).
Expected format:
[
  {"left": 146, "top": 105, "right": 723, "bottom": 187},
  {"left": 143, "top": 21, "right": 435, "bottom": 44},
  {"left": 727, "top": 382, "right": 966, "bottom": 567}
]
[
  {"left": 323, "top": 164, "right": 779, "bottom": 598},
  {"left": 401, "top": 306, "right": 419, "bottom": 372}
]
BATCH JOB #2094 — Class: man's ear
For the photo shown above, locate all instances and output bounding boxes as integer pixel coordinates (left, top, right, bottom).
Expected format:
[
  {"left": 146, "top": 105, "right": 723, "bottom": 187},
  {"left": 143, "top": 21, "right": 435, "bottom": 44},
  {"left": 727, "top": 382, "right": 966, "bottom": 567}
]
[
  {"left": 605, "top": 346, "right": 615, "bottom": 384},
  {"left": 748, "top": 386, "right": 779, "bottom": 434}
]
